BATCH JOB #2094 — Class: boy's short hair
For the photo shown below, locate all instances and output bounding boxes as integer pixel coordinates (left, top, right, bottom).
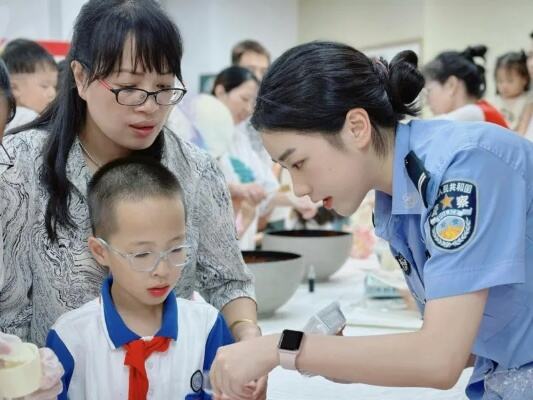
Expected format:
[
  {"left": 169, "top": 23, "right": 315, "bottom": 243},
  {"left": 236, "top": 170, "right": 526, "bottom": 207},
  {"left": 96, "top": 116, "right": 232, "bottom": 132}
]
[
  {"left": 87, "top": 157, "right": 185, "bottom": 239},
  {"left": 231, "top": 40, "right": 270, "bottom": 65},
  {"left": 1, "top": 38, "right": 57, "bottom": 74}
]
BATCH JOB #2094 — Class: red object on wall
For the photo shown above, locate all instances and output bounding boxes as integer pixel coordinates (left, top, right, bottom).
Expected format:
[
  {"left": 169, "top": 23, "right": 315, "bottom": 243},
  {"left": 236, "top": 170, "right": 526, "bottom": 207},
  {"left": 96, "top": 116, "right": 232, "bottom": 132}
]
[{"left": 35, "top": 40, "right": 70, "bottom": 57}]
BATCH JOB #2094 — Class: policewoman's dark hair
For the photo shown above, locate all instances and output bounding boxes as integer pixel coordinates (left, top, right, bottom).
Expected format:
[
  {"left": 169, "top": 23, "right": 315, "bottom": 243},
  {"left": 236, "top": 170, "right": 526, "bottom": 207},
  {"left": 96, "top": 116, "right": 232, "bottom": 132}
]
[
  {"left": 251, "top": 41, "right": 424, "bottom": 156},
  {"left": 423, "top": 45, "right": 488, "bottom": 99},
  {"left": 211, "top": 66, "right": 259, "bottom": 95},
  {"left": 0, "top": 59, "right": 16, "bottom": 124},
  {"left": 8, "top": 0, "right": 183, "bottom": 241},
  {"left": 494, "top": 50, "right": 530, "bottom": 94}
]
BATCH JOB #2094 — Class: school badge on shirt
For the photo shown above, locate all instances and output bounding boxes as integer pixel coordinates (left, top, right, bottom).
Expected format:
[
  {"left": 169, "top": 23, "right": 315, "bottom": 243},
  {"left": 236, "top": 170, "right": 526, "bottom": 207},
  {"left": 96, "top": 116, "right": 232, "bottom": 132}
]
[
  {"left": 429, "top": 180, "right": 477, "bottom": 251},
  {"left": 190, "top": 370, "right": 204, "bottom": 392}
]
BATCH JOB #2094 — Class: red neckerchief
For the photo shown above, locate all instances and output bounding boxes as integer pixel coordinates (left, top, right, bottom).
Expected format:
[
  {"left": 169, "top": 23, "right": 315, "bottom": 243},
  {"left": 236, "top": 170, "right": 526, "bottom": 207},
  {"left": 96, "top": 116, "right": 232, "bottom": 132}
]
[{"left": 123, "top": 337, "right": 171, "bottom": 400}]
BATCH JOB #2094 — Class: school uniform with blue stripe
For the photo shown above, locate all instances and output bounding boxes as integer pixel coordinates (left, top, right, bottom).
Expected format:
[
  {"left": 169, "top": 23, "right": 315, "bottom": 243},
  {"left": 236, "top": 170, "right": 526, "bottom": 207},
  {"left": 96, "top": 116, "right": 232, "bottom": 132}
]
[
  {"left": 374, "top": 119, "right": 533, "bottom": 399},
  {"left": 46, "top": 277, "right": 233, "bottom": 399}
]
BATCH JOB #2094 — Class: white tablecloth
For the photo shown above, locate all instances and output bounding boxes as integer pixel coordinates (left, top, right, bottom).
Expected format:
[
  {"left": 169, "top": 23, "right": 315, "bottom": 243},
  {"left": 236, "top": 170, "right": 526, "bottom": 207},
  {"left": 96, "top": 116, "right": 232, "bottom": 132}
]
[{"left": 259, "top": 257, "right": 470, "bottom": 400}]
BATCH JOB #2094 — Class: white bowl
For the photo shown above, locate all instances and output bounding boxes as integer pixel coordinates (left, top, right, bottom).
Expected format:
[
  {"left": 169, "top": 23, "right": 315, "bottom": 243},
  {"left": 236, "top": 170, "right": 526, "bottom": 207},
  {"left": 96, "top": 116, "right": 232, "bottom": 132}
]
[
  {"left": 262, "top": 230, "right": 352, "bottom": 281},
  {"left": 243, "top": 250, "right": 305, "bottom": 317}
]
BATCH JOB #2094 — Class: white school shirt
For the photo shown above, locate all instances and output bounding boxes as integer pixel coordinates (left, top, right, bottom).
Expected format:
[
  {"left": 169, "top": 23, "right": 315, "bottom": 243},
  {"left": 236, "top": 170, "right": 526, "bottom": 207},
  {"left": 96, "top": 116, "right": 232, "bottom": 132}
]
[{"left": 46, "top": 277, "right": 234, "bottom": 400}]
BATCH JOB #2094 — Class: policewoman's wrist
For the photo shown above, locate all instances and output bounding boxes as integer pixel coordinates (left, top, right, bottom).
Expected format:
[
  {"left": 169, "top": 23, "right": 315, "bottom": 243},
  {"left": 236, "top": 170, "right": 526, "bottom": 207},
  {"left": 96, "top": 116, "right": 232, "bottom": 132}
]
[{"left": 267, "top": 334, "right": 282, "bottom": 370}]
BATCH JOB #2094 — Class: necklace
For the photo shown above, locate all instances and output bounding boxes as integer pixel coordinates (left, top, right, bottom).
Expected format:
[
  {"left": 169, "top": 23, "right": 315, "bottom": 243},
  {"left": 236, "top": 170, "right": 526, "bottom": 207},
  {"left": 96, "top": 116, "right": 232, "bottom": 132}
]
[{"left": 79, "top": 139, "right": 102, "bottom": 168}]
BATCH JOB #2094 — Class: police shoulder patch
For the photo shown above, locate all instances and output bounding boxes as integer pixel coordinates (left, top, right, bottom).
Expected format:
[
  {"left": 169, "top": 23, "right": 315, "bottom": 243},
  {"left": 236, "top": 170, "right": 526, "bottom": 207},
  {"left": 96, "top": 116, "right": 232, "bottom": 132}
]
[{"left": 428, "top": 180, "right": 477, "bottom": 251}]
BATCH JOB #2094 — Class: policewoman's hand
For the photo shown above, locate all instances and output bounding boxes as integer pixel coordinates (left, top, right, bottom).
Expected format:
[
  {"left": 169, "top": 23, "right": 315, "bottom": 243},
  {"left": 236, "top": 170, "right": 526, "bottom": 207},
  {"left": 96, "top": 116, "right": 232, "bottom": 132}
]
[{"left": 210, "top": 335, "right": 280, "bottom": 400}]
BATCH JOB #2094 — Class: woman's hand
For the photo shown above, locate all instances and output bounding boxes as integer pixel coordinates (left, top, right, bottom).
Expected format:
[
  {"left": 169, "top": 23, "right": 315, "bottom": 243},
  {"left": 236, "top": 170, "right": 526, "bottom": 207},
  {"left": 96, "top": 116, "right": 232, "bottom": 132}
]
[
  {"left": 25, "top": 348, "right": 64, "bottom": 400},
  {"left": 292, "top": 196, "right": 318, "bottom": 220},
  {"left": 0, "top": 332, "right": 21, "bottom": 360},
  {"left": 210, "top": 335, "right": 279, "bottom": 400},
  {"left": 0, "top": 333, "right": 64, "bottom": 400}
]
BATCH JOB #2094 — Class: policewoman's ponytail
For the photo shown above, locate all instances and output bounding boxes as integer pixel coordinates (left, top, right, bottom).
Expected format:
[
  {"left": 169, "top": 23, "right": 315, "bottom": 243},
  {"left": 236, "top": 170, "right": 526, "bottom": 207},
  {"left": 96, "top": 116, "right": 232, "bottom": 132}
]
[{"left": 374, "top": 50, "right": 425, "bottom": 123}]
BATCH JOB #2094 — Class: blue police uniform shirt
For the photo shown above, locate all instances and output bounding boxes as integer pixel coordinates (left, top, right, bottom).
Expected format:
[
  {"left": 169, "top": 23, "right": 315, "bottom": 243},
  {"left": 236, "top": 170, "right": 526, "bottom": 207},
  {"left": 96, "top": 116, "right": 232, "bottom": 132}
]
[
  {"left": 46, "top": 277, "right": 234, "bottom": 400},
  {"left": 374, "top": 119, "right": 533, "bottom": 399}
]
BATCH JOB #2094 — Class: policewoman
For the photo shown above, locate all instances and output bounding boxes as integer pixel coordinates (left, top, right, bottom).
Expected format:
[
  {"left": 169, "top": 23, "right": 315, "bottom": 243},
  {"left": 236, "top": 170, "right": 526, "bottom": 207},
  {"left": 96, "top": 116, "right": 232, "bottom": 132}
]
[{"left": 209, "top": 41, "right": 533, "bottom": 400}]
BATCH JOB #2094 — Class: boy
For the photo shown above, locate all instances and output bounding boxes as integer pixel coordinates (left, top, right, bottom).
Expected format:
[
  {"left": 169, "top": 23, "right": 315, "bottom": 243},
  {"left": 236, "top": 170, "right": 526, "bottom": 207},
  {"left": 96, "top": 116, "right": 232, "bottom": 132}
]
[
  {"left": 46, "top": 157, "right": 234, "bottom": 399},
  {"left": 1, "top": 38, "right": 58, "bottom": 129}
]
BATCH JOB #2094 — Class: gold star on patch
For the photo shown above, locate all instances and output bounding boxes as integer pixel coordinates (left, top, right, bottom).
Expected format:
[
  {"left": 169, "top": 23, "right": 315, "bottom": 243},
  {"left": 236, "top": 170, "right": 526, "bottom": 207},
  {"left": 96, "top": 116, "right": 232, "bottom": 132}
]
[{"left": 440, "top": 194, "right": 454, "bottom": 209}]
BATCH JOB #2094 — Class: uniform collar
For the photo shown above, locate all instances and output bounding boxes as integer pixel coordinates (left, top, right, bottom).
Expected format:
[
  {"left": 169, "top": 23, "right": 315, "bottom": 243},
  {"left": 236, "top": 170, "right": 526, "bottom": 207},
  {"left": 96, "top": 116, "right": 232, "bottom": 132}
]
[
  {"left": 100, "top": 276, "right": 178, "bottom": 349},
  {"left": 374, "top": 123, "right": 424, "bottom": 237}
]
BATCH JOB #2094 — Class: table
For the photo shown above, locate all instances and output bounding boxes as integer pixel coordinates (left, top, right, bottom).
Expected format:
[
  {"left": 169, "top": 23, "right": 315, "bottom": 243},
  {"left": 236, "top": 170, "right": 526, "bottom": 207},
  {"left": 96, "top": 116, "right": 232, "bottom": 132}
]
[{"left": 259, "top": 257, "right": 471, "bottom": 400}]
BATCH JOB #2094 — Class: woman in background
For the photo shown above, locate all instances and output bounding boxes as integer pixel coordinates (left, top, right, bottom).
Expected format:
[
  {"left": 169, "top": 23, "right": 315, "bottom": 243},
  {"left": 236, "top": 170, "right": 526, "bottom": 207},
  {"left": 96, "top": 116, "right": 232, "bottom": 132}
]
[{"left": 423, "top": 45, "right": 508, "bottom": 127}]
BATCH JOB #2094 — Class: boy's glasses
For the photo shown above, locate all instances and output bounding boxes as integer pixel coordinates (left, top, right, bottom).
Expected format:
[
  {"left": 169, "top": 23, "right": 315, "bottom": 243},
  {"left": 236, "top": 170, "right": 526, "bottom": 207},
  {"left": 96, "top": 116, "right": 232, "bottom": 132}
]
[
  {"left": 0, "top": 143, "right": 13, "bottom": 171},
  {"left": 98, "top": 80, "right": 187, "bottom": 106},
  {"left": 97, "top": 238, "right": 191, "bottom": 272}
]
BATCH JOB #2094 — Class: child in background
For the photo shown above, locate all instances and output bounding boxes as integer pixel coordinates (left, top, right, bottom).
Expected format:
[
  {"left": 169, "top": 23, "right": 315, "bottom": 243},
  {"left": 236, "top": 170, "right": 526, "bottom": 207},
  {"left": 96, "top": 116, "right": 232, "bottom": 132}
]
[
  {"left": 46, "top": 157, "right": 234, "bottom": 400},
  {"left": 1, "top": 39, "right": 57, "bottom": 130},
  {"left": 494, "top": 51, "right": 530, "bottom": 131}
]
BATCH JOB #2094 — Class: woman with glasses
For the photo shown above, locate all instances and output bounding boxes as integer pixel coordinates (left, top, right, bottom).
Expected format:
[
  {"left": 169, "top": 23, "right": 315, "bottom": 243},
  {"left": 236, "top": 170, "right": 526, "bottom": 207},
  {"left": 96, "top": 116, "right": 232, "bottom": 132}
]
[
  {"left": 209, "top": 41, "right": 533, "bottom": 400},
  {"left": 1, "top": 2, "right": 265, "bottom": 397}
]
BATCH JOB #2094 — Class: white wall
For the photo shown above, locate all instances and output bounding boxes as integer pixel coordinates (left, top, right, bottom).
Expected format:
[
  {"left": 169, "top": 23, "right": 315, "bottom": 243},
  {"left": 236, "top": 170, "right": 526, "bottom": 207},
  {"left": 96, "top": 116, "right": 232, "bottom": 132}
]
[
  {"left": 299, "top": 0, "right": 424, "bottom": 51},
  {"left": 2, "top": 0, "right": 299, "bottom": 93},
  {"left": 162, "top": 0, "right": 299, "bottom": 93},
  {"left": 0, "top": 0, "right": 87, "bottom": 41}
]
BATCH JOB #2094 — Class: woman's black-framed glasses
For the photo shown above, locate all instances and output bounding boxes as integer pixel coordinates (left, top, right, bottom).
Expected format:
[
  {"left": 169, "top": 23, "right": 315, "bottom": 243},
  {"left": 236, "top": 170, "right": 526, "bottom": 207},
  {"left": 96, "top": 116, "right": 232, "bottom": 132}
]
[{"left": 99, "top": 79, "right": 187, "bottom": 106}]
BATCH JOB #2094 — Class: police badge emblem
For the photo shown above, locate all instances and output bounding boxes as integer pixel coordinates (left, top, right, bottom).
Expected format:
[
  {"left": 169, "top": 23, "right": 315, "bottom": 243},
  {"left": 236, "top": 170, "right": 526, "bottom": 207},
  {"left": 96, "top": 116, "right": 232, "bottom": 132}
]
[{"left": 429, "top": 180, "right": 477, "bottom": 251}]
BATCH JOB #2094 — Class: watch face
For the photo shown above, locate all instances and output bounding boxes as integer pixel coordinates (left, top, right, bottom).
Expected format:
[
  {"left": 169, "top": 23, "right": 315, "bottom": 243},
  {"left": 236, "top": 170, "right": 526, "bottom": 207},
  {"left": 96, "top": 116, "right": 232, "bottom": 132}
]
[{"left": 279, "top": 330, "right": 304, "bottom": 351}]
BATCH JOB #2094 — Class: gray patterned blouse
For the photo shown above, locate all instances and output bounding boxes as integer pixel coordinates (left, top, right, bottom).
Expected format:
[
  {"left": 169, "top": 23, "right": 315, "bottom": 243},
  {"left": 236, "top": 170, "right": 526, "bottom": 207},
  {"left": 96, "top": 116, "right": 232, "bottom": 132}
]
[{"left": 0, "top": 128, "right": 254, "bottom": 346}]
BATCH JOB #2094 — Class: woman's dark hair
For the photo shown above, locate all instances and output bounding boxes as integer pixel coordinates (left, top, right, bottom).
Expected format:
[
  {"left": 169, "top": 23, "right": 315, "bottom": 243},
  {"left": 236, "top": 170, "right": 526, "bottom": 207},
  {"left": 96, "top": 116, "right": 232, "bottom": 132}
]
[
  {"left": 0, "top": 59, "right": 16, "bottom": 124},
  {"left": 211, "top": 66, "right": 259, "bottom": 95},
  {"left": 251, "top": 41, "right": 424, "bottom": 156},
  {"left": 423, "top": 45, "right": 488, "bottom": 99},
  {"left": 495, "top": 51, "right": 530, "bottom": 93},
  {"left": 8, "top": 0, "right": 183, "bottom": 241}
]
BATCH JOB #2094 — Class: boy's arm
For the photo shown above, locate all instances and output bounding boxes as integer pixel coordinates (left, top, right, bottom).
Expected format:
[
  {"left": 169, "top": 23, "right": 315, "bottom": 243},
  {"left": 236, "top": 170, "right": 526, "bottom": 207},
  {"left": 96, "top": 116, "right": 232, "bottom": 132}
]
[
  {"left": 45, "top": 330, "right": 75, "bottom": 400},
  {"left": 203, "top": 313, "right": 234, "bottom": 373}
]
